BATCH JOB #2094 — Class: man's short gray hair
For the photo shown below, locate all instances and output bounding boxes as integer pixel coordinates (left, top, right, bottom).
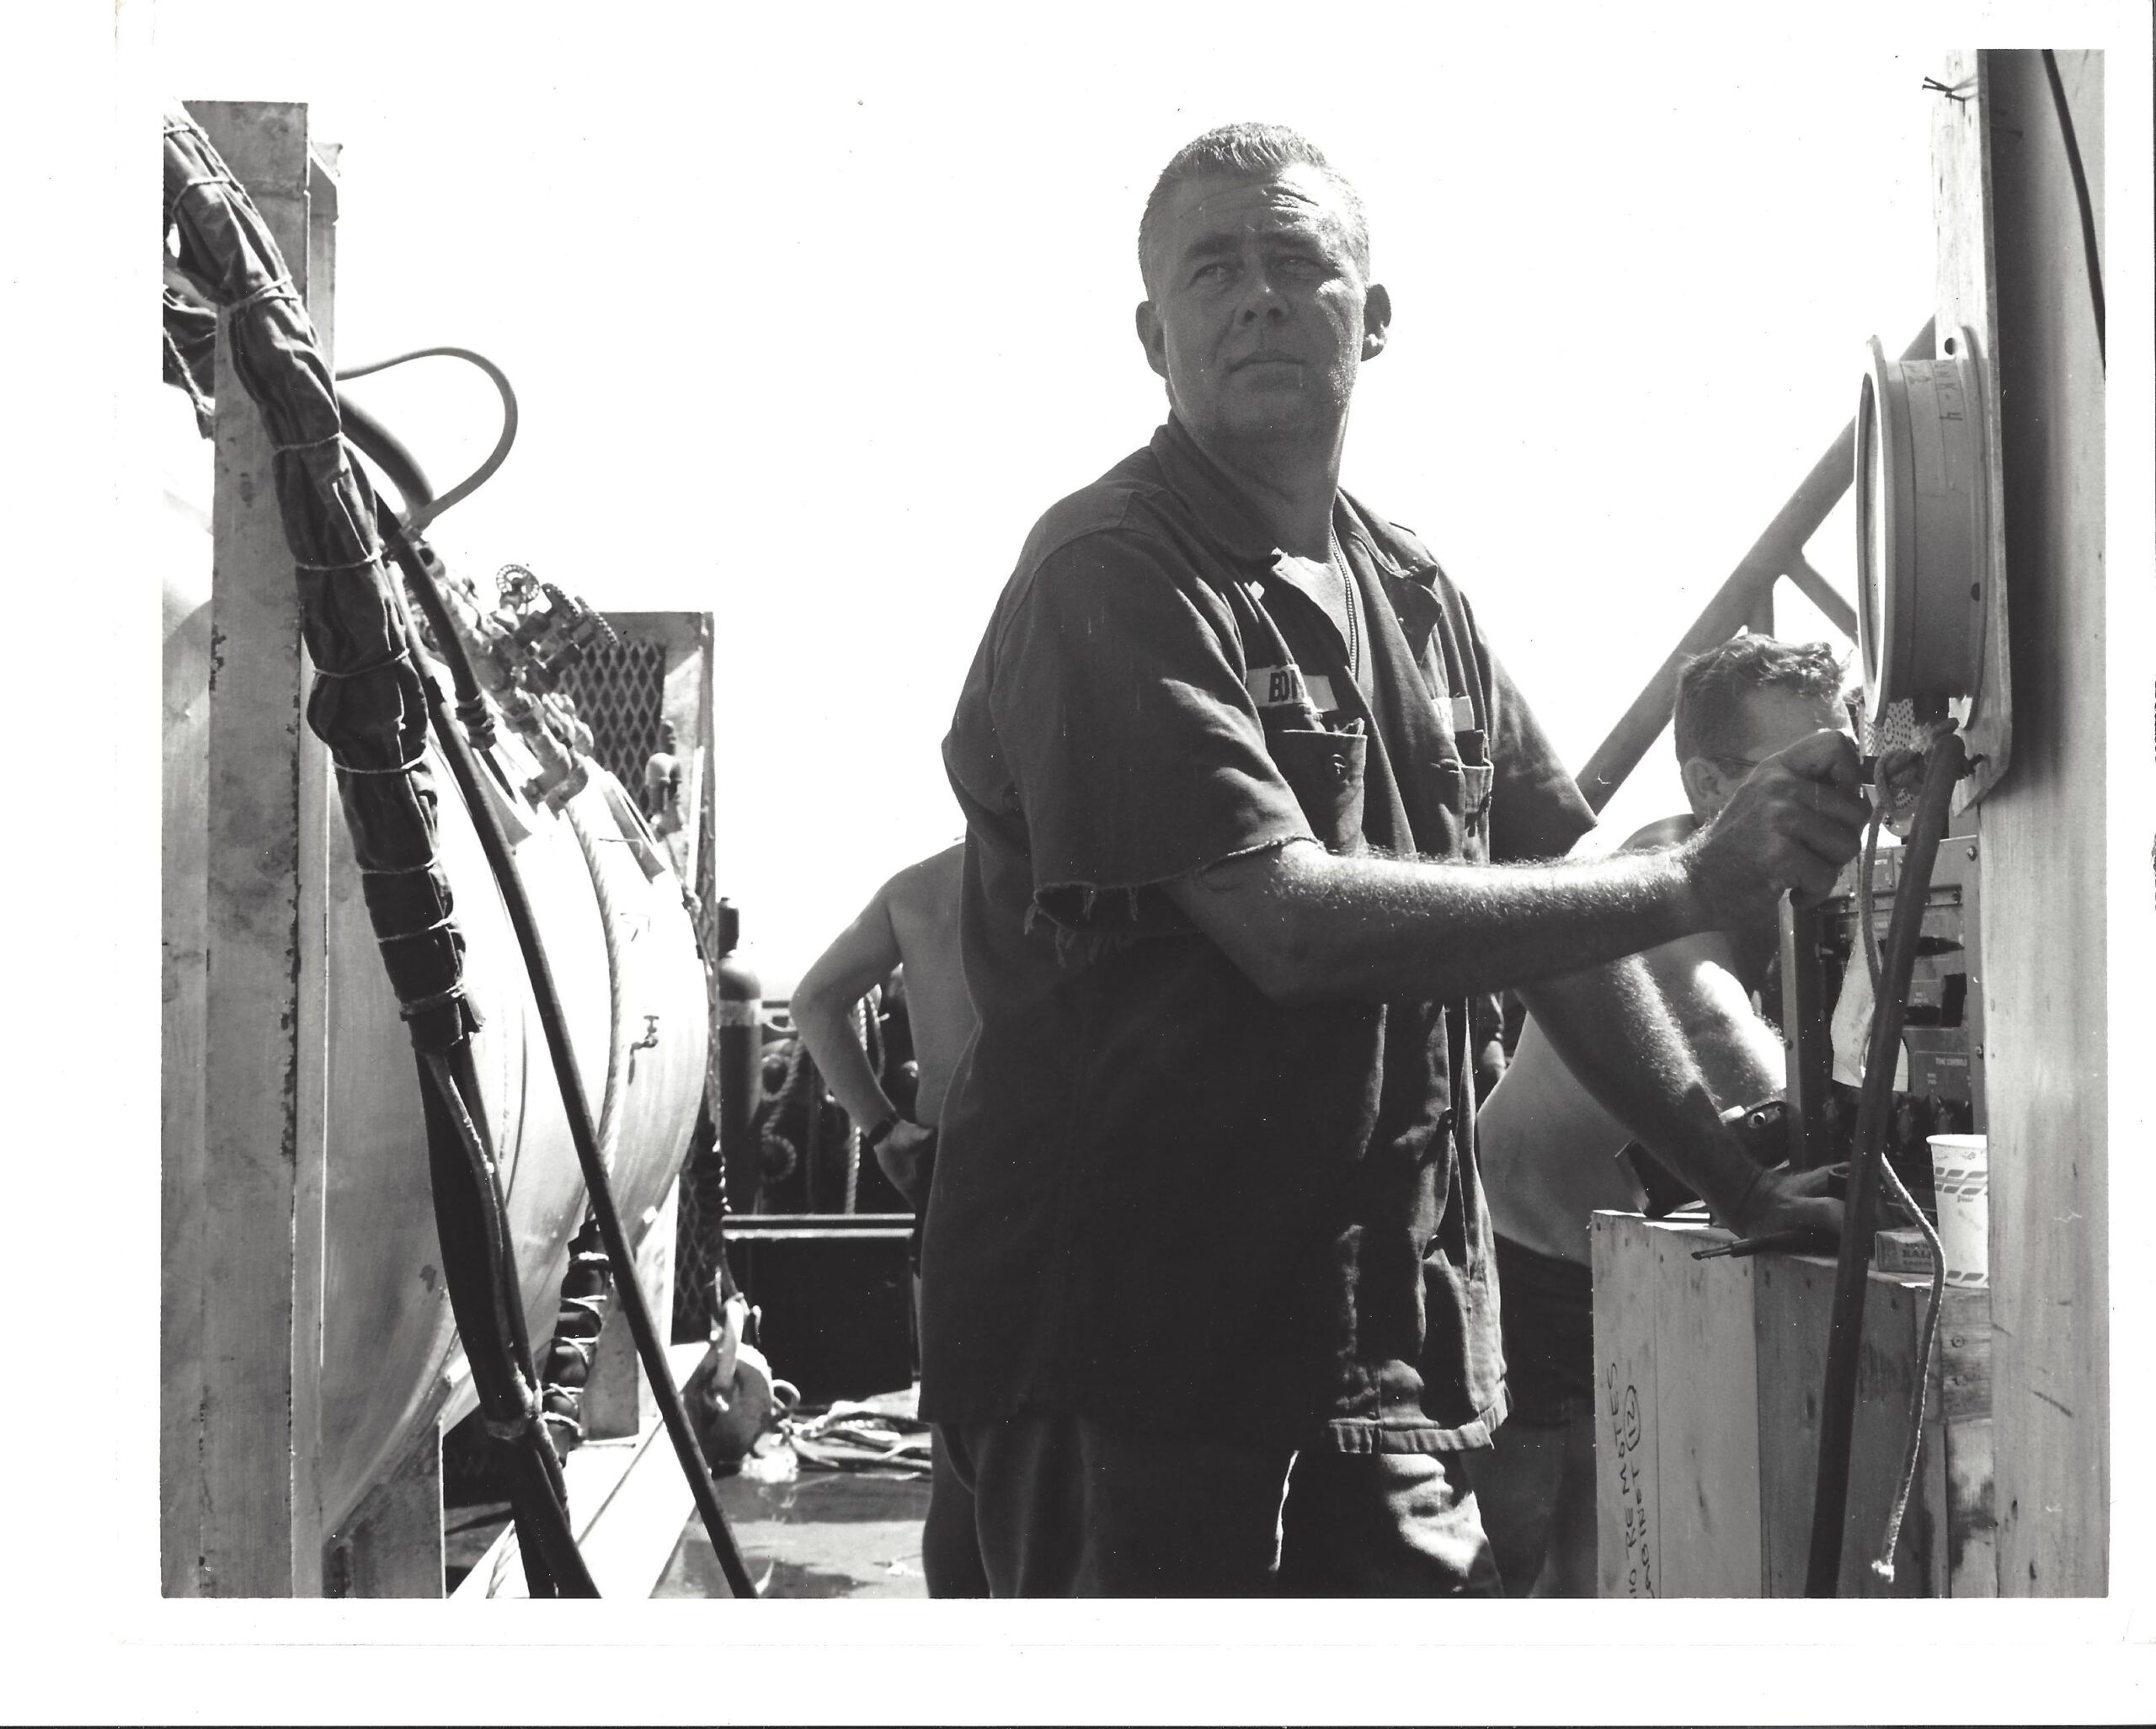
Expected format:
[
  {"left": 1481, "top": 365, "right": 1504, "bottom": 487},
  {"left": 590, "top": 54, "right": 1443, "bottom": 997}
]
[
  {"left": 1139, "top": 122, "right": 1369, "bottom": 292},
  {"left": 1673, "top": 634, "right": 1849, "bottom": 765}
]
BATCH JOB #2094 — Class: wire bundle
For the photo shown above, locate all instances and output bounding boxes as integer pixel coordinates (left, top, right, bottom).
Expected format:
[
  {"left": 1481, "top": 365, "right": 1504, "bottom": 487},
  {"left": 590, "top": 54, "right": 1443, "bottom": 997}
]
[{"left": 163, "top": 106, "right": 592, "bottom": 1594}]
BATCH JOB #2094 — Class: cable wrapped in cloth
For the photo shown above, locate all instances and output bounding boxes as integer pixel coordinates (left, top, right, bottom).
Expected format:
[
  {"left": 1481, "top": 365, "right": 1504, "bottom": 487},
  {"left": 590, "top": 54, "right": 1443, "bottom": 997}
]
[{"left": 162, "top": 104, "right": 590, "bottom": 1594}]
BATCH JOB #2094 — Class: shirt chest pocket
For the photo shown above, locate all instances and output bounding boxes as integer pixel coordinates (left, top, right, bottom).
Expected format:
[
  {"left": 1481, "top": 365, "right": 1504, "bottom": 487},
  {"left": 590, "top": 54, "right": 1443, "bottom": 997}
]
[
  {"left": 1428, "top": 757, "right": 1495, "bottom": 852},
  {"left": 1265, "top": 721, "right": 1368, "bottom": 856}
]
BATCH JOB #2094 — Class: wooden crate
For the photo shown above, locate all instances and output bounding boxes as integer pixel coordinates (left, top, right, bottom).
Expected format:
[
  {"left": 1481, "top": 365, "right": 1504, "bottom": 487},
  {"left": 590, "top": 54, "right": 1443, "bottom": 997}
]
[{"left": 1591, "top": 1212, "right": 1995, "bottom": 1597}]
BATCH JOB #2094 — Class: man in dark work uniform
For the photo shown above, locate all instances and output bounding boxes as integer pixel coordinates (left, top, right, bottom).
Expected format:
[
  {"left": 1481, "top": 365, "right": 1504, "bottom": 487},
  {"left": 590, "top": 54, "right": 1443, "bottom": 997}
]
[{"left": 920, "top": 123, "right": 1865, "bottom": 1596}]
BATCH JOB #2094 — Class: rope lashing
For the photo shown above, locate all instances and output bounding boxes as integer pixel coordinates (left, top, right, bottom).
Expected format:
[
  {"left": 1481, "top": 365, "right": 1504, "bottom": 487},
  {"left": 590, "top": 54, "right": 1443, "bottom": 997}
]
[{"left": 168, "top": 99, "right": 593, "bottom": 1598}]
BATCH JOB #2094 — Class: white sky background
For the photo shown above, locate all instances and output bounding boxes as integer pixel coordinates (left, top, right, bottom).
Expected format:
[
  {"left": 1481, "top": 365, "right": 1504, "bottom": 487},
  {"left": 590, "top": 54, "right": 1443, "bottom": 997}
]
[
  {"left": 147, "top": 0, "right": 1954, "bottom": 991},
  {"left": 1, "top": 0, "right": 2142, "bottom": 1710}
]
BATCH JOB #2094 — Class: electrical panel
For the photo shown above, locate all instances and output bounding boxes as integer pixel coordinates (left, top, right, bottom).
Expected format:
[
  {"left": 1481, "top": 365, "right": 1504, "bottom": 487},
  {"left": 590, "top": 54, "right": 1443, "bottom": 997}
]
[{"left": 1777, "top": 834, "right": 1985, "bottom": 1203}]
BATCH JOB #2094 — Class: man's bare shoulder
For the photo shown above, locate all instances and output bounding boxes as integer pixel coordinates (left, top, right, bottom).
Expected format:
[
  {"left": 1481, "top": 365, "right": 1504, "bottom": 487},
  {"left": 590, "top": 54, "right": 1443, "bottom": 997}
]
[{"left": 879, "top": 843, "right": 965, "bottom": 937}]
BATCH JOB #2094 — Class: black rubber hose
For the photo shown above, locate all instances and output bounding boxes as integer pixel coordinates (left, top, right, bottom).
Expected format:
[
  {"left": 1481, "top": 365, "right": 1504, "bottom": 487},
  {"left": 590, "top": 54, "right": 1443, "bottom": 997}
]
[
  {"left": 1803, "top": 733, "right": 1967, "bottom": 1595},
  {"left": 2039, "top": 49, "right": 2105, "bottom": 371},
  {"left": 418, "top": 1043, "right": 597, "bottom": 1598},
  {"left": 339, "top": 391, "right": 437, "bottom": 520},
  {"left": 379, "top": 510, "right": 761, "bottom": 1599},
  {"left": 337, "top": 346, "right": 520, "bottom": 531}
]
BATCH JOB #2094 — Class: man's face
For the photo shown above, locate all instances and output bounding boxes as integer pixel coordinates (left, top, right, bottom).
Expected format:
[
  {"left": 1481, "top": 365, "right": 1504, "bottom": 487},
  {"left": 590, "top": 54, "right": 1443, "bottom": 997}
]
[
  {"left": 1692, "top": 686, "right": 1850, "bottom": 819},
  {"left": 1134, "top": 164, "right": 1389, "bottom": 451}
]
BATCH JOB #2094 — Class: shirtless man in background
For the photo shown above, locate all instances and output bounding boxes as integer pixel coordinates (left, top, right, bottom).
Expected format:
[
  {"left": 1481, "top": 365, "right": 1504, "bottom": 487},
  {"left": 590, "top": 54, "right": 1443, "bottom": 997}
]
[
  {"left": 791, "top": 840, "right": 985, "bottom": 1594},
  {"left": 1468, "top": 635, "right": 1851, "bottom": 1596}
]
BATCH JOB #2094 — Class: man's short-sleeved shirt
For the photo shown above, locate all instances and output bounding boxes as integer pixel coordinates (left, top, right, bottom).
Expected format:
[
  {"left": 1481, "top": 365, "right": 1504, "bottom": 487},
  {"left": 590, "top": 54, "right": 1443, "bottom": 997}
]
[{"left": 922, "top": 417, "right": 1594, "bottom": 1453}]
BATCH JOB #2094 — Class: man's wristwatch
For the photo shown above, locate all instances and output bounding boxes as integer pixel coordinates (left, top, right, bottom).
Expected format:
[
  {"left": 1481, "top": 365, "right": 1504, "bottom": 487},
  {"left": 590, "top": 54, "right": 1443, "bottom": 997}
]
[
  {"left": 1622, "top": 1097, "right": 1790, "bottom": 1221},
  {"left": 1720, "top": 1097, "right": 1789, "bottom": 1166}
]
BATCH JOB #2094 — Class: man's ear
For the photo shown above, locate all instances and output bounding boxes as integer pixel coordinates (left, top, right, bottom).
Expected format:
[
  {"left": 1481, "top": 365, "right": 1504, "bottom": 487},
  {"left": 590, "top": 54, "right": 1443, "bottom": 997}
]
[
  {"left": 1135, "top": 301, "right": 1169, "bottom": 381},
  {"left": 1362, "top": 282, "right": 1392, "bottom": 360},
  {"left": 1679, "top": 754, "right": 1725, "bottom": 815}
]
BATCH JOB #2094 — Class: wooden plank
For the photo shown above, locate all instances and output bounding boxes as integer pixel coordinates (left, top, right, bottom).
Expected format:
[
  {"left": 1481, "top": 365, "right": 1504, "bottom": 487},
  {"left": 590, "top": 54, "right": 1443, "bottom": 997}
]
[
  {"left": 452, "top": 1341, "right": 717, "bottom": 1599},
  {"left": 1958, "top": 48, "right": 2109, "bottom": 1596},
  {"left": 159, "top": 462, "right": 214, "bottom": 1599},
  {"left": 1598, "top": 1217, "right": 1990, "bottom": 1599},
  {"left": 1646, "top": 1223, "right": 1761, "bottom": 1597},
  {"left": 287, "top": 136, "right": 339, "bottom": 1603},
  {"left": 1940, "top": 1288, "right": 1998, "bottom": 1596},
  {"left": 1754, "top": 1252, "right": 1951, "bottom": 1596},
  {"left": 1854, "top": 1276, "right": 1951, "bottom": 1598},
  {"left": 585, "top": 1177, "right": 680, "bottom": 1440},
  {"left": 179, "top": 99, "right": 330, "bottom": 1598},
  {"left": 1753, "top": 1251, "right": 1832, "bottom": 1593},
  {"left": 1931, "top": 50, "right": 2015, "bottom": 811},
  {"left": 323, "top": 1422, "right": 443, "bottom": 1599},
  {"left": 1590, "top": 1212, "right": 1662, "bottom": 1598}
]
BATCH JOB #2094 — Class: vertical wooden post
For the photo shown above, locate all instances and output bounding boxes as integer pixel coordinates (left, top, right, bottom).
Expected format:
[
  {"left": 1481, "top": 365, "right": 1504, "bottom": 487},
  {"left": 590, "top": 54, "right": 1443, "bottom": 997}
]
[
  {"left": 165, "top": 100, "right": 337, "bottom": 1597},
  {"left": 1947, "top": 48, "right": 2109, "bottom": 1596},
  {"left": 323, "top": 1422, "right": 444, "bottom": 1598},
  {"left": 1647, "top": 1226, "right": 1761, "bottom": 1597},
  {"left": 586, "top": 1179, "right": 680, "bottom": 1439},
  {"left": 159, "top": 383, "right": 214, "bottom": 1597},
  {"left": 1590, "top": 1213, "right": 1662, "bottom": 1598}
]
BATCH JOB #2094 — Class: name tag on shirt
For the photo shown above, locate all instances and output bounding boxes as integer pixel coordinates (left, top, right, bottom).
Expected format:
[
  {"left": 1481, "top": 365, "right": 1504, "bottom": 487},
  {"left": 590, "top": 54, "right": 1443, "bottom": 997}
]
[
  {"left": 1246, "top": 664, "right": 1313, "bottom": 711},
  {"left": 1246, "top": 664, "right": 1347, "bottom": 715}
]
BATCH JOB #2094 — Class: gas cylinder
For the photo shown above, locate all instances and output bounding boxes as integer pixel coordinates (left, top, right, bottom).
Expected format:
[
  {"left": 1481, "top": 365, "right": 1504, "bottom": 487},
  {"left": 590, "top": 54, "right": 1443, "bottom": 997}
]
[{"left": 716, "top": 899, "right": 764, "bottom": 1217}]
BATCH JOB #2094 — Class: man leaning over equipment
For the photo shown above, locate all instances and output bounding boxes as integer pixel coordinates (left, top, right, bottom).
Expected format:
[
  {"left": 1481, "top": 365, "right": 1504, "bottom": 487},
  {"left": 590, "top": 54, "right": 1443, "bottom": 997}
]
[
  {"left": 1469, "top": 634, "right": 1855, "bottom": 1597},
  {"left": 920, "top": 123, "right": 1866, "bottom": 1597}
]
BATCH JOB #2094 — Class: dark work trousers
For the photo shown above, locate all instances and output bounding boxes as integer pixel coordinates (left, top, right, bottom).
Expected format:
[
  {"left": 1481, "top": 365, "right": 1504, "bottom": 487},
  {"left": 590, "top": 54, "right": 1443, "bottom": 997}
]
[
  {"left": 933, "top": 1410, "right": 1501, "bottom": 1597},
  {"left": 922, "top": 1427, "right": 992, "bottom": 1597}
]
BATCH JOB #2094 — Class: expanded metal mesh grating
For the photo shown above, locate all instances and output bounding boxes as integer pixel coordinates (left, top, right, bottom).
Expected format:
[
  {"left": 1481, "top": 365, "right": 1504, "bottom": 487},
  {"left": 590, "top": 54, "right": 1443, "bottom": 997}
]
[
  {"left": 676, "top": 700, "right": 730, "bottom": 1341},
  {"left": 547, "top": 630, "right": 723, "bottom": 1338},
  {"left": 554, "top": 636, "right": 667, "bottom": 794},
  {"left": 1864, "top": 696, "right": 1919, "bottom": 758}
]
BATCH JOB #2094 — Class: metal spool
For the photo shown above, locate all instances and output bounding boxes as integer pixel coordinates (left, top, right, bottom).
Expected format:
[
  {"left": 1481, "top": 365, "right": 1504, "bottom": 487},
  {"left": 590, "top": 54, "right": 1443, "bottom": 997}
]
[{"left": 1853, "top": 328, "right": 1990, "bottom": 728}]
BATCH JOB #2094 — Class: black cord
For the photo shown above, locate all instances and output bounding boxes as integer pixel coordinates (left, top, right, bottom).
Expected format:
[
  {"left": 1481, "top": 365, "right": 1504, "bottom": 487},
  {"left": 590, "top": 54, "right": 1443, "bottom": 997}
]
[
  {"left": 417, "top": 1043, "right": 597, "bottom": 1598},
  {"left": 336, "top": 346, "right": 520, "bottom": 530},
  {"left": 2040, "top": 49, "right": 2105, "bottom": 371},
  {"left": 1804, "top": 733, "right": 1968, "bottom": 1596},
  {"left": 340, "top": 391, "right": 437, "bottom": 520},
  {"left": 381, "top": 509, "right": 761, "bottom": 1600}
]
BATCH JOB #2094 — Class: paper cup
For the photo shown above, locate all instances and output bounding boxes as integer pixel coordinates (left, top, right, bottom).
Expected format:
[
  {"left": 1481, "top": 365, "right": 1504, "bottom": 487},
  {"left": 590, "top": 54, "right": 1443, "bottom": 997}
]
[{"left": 1927, "top": 1133, "right": 1989, "bottom": 1289}]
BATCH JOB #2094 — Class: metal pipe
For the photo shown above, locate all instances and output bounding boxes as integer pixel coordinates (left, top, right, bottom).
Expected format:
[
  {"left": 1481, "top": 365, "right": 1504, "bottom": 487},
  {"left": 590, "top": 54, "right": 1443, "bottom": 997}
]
[
  {"left": 1777, "top": 894, "right": 1833, "bottom": 1170},
  {"left": 1576, "top": 320, "right": 1935, "bottom": 812},
  {"left": 1783, "top": 552, "right": 1860, "bottom": 639},
  {"left": 1578, "top": 563, "right": 1779, "bottom": 811}
]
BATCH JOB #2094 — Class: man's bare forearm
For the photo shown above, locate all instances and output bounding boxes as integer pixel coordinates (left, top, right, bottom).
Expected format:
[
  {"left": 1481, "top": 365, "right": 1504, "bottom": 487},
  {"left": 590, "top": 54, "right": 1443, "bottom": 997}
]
[
  {"left": 1167, "top": 728, "right": 1867, "bottom": 1008},
  {"left": 1641, "top": 936, "right": 1785, "bottom": 1109},
  {"left": 1171, "top": 838, "right": 1711, "bottom": 1006},
  {"left": 792, "top": 990, "right": 897, "bottom": 1134},
  {"left": 1518, "top": 958, "right": 1762, "bottom": 1221}
]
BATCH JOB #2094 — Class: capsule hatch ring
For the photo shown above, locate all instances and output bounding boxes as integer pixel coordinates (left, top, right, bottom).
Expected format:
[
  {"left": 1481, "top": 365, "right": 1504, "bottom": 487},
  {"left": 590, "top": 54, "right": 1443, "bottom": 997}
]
[{"left": 1852, "top": 327, "right": 1989, "bottom": 728}]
